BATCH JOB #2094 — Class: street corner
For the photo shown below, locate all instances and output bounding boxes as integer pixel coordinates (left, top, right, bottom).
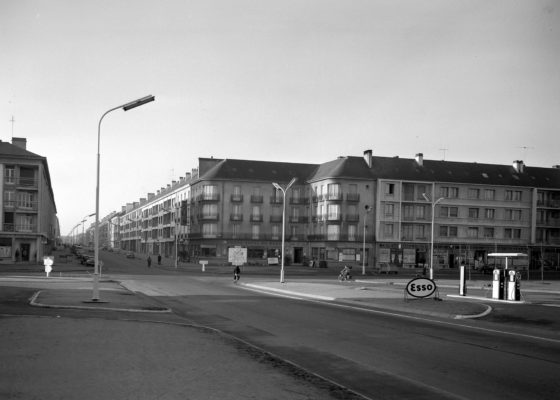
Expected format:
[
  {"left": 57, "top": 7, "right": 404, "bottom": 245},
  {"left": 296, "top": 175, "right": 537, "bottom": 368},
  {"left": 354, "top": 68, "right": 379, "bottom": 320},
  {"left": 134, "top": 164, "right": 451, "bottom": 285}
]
[{"left": 29, "top": 288, "right": 171, "bottom": 313}]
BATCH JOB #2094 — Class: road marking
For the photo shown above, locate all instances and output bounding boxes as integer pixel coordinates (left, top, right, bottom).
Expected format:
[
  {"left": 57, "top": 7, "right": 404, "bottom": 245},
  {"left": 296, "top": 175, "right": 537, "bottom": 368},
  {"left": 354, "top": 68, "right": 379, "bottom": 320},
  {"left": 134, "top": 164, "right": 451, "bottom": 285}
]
[{"left": 240, "top": 285, "right": 560, "bottom": 345}]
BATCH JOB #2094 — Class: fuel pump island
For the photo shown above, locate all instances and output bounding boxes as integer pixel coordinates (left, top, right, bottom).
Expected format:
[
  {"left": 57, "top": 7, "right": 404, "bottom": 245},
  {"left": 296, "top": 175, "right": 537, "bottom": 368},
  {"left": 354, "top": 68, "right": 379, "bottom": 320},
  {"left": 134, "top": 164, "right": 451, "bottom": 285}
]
[{"left": 487, "top": 253, "right": 526, "bottom": 301}]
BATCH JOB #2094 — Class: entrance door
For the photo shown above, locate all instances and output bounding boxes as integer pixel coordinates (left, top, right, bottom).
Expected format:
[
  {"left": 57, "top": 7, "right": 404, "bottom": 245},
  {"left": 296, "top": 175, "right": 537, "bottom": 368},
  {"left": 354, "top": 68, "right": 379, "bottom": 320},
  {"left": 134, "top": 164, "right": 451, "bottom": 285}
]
[
  {"left": 294, "top": 247, "right": 303, "bottom": 264},
  {"left": 21, "top": 243, "right": 30, "bottom": 261}
]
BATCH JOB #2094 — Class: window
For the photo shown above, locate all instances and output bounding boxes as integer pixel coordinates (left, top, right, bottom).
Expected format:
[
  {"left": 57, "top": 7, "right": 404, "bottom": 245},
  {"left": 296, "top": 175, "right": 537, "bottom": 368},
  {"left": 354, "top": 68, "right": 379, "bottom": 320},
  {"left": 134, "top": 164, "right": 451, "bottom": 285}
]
[
  {"left": 252, "top": 224, "right": 260, "bottom": 240},
  {"left": 327, "top": 183, "right": 341, "bottom": 200},
  {"left": 439, "top": 226, "right": 457, "bottom": 237},
  {"left": 484, "top": 189, "right": 495, "bottom": 200},
  {"left": 385, "top": 183, "right": 395, "bottom": 196},
  {"left": 468, "top": 188, "right": 480, "bottom": 199},
  {"left": 327, "top": 225, "right": 340, "bottom": 240},
  {"left": 504, "top": 228, "right": 521, "bottom": 239},
  {"left": 203, "top": 185, "right": 218, "bottom": 200},
  {"left": 4, "top": 167, "right": 15, "bottom": 184},
  {"left": 232, "top": 224, "right": 241, "bottom": 238},
  {"left": 3, "top": 190, "right": 15, "bottom": 207},
  {"left": 202, "top": 223, "right": 218, "bottom": 238},
  {"left": 505, "top": 190, "right": 522, "bottom": 201},
  {"left": 384, "top": 224, "right": 394, "bottom": 237},
  {"left": 327, "top": 204, "right": 340, "bottom": 220},
  {"left": 440, "top": 206, "right": 458, "bottom": 218},
  {"left": 468, "top": 208, "right": 479, "bottom": 219},
  {"left": 385, "top": 203, "right": 394, "bottom": 217},
  {"left": 416, "top": 205, "right": 427, "bottom": 220},
  {"left": 414, "top": 225, "right": 426, "bottom": 239},
  {"left": 484, "top": 227, "right": 494, "bottom": 238},
  {"left": 348, "top": 225, "right": 357, "bottom": 241},
  {"left": 439, "top": 187, "right": 448, "bottom": 197},
  {"left": 402, "top": 224, "right": 413, "bottom": 240},
  {"left": 417, "top": 185, "right": 427, "bottom": 200},
  {"left": 403, "top": 205, "right": 414, "bottom": 219},
  {"left": 449, "top": 187, "right": 459, "bottom": 198},
  {"left": 251, "top": 205, "right": 262, "bottom": 221},
  {"left": 485, "top": 209, "right": 495, "bottom": 219},
  {"left": 505, "top": 209, "right": 522, "bottom": 221},
  {"left": 403, "top": 184, "right": 414, "bottom": 201},
  {"left": 271, "top": 225, "right": 280, "bottom": 240},
  {"left": 468, "top": 227, "right": 479, "bottom": 238},
  {"left": 202, "top": 204, "right": 218, "bottom": 219}
]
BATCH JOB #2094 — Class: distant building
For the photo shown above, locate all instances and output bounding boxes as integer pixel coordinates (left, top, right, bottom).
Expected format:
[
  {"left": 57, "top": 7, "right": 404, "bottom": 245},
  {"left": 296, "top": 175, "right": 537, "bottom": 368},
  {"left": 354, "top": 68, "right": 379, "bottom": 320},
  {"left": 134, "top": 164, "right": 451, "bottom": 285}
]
[
  {"left": 101, "top": 150, "right": 560, "bottom": 271},
  {"left": 0, "top": 137, "right": 58, "bottom": 263}
]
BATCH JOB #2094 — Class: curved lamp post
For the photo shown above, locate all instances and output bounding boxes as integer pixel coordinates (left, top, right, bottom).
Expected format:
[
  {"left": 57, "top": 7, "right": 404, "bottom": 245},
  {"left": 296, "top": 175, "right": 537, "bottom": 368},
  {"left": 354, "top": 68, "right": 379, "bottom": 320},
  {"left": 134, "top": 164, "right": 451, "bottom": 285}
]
[
  {"left": 422, "top": 193, "right": 445, "bottom": 280},
  {"left": 272, "top": 177, "right": 297, "bottom": 283},
  {"left": 93, "top": 95, "right": 155, "bottom": 301}
]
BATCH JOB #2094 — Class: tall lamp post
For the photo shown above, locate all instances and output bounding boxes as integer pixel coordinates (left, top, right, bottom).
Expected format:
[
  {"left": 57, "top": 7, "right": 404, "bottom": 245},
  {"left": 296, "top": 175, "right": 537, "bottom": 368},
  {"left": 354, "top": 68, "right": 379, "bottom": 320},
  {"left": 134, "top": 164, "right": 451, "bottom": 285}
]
[
  {"left": 422, "top": 193, "right": 445, "bottom": 280},
  {"left": 81, "top": 213, "right": 95, "bottom": 246},
  {"left": 93, "top": 95, "right": 155, "bottom": 301},
  {"left": 272, "top": 177, "right": 297, "bottom": 283},
  {"left": 362, "top": 205, "right": 371, "bottom": 275}
]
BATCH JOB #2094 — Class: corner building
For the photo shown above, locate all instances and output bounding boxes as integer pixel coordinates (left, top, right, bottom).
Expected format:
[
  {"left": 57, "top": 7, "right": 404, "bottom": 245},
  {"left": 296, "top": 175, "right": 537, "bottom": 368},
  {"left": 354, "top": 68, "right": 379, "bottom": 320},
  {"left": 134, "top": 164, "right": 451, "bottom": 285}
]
[{"left": 186, "top": 151, "right": 559, "bottom": 271}]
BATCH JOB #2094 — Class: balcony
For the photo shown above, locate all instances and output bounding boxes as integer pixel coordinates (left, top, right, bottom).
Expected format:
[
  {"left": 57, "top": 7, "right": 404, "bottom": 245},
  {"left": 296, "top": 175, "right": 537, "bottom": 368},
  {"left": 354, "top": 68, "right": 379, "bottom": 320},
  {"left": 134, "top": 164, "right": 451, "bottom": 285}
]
[
  {"left": 345, "top": 214, "right": 359, "bottom": 222},
  {"left": 3, "top": 223, "right": 37, "bottom": 233},
  {"left": 289, "top": 216, "right": 309, "bottom": 224},
  {"left": 250, "top": 195, "right": 263, "bottom": 203},
  {"left": 230, "top": 194, "right": 244, "bottom": 202},
  {"left": 5, "top": 177, "right": 38, "bottom": 188},
  {"left": 196, "top": 193, "right": 220, "bottom": 202},
  {"left": 197, "top": 213, "right": 220, "bottom": 221},
  {"left": 250, "top": 214, "right": 263, "bottom": 222},
  {"left": 325, "top": 193, "right": 343, "bottom": 202},
  {"left": 346, "top": 193, "right": 360, "bottom": 202},
  {"left": 537, "top": 199, "right": 560, "bottom": 208},
  {"left": 290, "top": 197, "right": 310, "bottom": 205},
  {"left": 269, "top": 196, "right": 283, "bottom": 204},
  {"left": 230, "top": 214, "right": 244, "bottom": 222},
  {"left": 269, "top": 215, "right": 283, "bottom": 223}
]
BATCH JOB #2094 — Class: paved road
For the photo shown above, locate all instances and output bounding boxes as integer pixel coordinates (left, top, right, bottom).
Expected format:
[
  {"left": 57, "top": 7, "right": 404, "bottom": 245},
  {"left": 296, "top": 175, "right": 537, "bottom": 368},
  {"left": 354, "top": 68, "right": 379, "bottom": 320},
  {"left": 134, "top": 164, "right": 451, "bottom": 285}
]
[
  {"left": 119, "top": 274, "right": 560, "bottom": 400},
  {"left": 3, "top": 250, "right": 560, "bottom": 399}
]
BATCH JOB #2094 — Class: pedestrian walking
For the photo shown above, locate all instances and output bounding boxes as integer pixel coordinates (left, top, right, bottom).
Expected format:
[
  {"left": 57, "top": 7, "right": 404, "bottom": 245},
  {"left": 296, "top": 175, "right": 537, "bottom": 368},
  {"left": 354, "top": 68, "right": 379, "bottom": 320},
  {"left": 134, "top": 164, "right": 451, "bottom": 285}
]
[
  {"left": 233, "top": 265, "right": 241, "bottom": 283},
  {"left": 158, "top": 254, "right": 162, "bottom": 265},
  {"left": 147, "top": 255, "right": 152, "bottom": 268}
]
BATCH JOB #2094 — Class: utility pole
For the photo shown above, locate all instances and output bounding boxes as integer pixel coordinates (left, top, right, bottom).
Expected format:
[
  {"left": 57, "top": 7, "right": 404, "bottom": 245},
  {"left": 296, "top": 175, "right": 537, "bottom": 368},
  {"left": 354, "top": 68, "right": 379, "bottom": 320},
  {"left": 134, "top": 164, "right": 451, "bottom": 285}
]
[{"left": 10, "top": 116, "right": 15, "bottom": 138}]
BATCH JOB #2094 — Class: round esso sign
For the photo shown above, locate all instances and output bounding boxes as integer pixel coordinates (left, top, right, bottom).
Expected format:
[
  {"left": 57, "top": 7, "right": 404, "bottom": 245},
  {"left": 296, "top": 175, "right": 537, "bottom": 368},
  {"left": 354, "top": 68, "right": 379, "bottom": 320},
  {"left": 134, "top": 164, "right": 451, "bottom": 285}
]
[{"left": 406, "top": 278, "right": 437, "bottom": 298}]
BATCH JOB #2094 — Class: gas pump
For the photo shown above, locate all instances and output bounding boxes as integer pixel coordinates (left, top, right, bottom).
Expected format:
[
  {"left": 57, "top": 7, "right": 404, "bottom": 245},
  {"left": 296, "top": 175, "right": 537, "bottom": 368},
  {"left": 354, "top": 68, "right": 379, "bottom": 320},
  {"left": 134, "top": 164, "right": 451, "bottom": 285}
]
[
  {"left": 492, "top": 268, "right": 502, "bottom": 299},
  {"left": 507, "top": 270, "right": 521, "bottom": 301}
]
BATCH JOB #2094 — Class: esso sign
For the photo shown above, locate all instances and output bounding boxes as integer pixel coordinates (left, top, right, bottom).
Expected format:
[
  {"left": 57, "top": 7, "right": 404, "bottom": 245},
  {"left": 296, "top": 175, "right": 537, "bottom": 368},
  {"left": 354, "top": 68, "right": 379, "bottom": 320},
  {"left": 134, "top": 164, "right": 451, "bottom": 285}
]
[{"left": 406, "top": 278, "right": 437, "bottom": 298}]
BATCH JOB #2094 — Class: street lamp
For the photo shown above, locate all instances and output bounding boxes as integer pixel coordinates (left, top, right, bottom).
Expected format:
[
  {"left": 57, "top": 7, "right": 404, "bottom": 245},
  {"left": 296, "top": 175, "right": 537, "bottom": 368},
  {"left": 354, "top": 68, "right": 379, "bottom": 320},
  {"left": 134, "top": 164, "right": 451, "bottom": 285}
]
[
  {"left": 93, "top": 95, "right": 155, "bottom": 301},
  {"left": 81, "top": 213, "right": 95, "bottom": 246},
  {"left": 362, "top": 205, "right": 371, "bottom": 275},
  {"left": 422, "top": 193, "right": 445, "bottom": 280},
  {"left": 272, "top": 177, "right": 297, "bottom": 283}
]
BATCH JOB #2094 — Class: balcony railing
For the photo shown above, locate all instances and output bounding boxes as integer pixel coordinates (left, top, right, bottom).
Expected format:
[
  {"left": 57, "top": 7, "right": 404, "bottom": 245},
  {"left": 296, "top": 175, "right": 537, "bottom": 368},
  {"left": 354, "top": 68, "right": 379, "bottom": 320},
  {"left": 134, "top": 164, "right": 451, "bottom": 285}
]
[
  {"left": 326, "top": 193, "right": 343, "bottom": 201},
  {"left": 196, "top": 194, "right": 220, "bottom": 202},
  {"left": 290, "top": 197, "right": 310, "bottom": 205},
  {"left": 230, "top": 214, "right": 244, "bottom": 222},
  {"left": 3, "top": 223, "right": 37, "bottom": 233},
  {"left": 269, "top": 215, "right": 283, "bottom": 223},
  {"left": 197, "top": 213, "right": 220, "bottom": 221},
  {"left": 230, "top": 194, "right": 244, "bottom": 202},
  {"left": 346, "top": 193, "right": 360, "bottom": 202},
  {"left": 5, "top": 177, "right": 38, "bottom": 188},
  {"left": 250, "top": 195, "right": 263, "bottom": 203},
  {"left": 250, "top": 214, "right": 263, "bottom": 222},
  {"left": 269, "top": 196, "right": 283, "bottom": 204}
]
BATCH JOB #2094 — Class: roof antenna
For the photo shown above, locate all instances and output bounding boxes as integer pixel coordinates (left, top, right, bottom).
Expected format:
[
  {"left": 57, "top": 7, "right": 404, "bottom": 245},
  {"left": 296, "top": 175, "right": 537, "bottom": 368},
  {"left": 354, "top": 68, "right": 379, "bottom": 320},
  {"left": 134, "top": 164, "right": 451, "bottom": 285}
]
[
  {"left": 517, "top": 146, "right": 533, "bottom": 162},
  {"left": 439, "top": 148, "right": 448, "bottom": 161},
  {"left": 10, "top": 115, "right": 15, "bottom": 139}
]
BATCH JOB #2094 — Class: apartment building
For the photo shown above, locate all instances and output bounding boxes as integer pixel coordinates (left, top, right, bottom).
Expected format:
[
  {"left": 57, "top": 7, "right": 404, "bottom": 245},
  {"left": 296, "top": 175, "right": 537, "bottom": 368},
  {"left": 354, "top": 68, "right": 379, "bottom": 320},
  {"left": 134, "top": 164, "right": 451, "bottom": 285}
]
[
  {"left": 0, "top": 138, "right": 58, "bottom": 263},
  {"left": 99, "top": 150, "right": 559, "bottom": 270}
]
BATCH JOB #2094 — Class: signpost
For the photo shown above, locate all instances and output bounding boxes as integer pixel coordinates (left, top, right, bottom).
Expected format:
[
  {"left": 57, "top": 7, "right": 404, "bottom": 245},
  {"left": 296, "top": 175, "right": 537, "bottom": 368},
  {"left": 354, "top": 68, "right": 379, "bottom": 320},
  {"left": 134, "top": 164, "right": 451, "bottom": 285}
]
[
  {"left": 405, "top": 277, "right": 438, "bottom": 299},
  {"left": 43, "top": 256, "right": 53, "bottom": 278}
]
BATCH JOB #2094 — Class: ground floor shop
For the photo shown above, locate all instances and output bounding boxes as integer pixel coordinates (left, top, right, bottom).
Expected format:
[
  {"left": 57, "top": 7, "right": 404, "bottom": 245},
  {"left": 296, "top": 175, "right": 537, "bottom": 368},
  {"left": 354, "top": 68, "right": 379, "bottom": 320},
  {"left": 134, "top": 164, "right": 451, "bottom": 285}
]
[{"left": 0, "top": 234, "right": 50, "bottom": 264}]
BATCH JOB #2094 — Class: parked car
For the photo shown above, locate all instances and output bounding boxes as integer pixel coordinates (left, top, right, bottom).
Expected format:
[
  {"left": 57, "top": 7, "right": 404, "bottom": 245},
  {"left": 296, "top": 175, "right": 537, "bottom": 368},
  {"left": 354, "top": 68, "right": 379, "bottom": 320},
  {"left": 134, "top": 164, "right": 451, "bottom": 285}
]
[
  {"left": 126, "top": 252, "right": 135, "bottom": 259},
  {"left": 84, "top": 256, "right": 95, "bottom": 266}
]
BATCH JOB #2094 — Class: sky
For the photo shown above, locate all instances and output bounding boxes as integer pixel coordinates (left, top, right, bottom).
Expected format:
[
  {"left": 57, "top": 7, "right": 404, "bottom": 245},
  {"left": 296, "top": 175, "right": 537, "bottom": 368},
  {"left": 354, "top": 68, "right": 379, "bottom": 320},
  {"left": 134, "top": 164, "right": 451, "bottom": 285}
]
[{"left": 1, "top": 0, "right": 559, "bottom": 236}]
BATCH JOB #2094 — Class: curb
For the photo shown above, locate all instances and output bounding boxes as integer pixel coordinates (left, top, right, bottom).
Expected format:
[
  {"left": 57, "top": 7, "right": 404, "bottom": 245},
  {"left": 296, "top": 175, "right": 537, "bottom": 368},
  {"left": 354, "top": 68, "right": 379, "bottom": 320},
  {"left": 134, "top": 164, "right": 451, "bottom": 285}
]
[{"left": 28, "top": 290, "right": 172, "bottom": 313}]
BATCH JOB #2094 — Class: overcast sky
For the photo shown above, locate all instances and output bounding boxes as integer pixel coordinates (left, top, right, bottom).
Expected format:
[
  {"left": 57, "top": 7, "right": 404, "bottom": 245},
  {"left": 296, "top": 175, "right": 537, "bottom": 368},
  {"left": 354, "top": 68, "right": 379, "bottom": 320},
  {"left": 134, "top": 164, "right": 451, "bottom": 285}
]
[{"left": 1, "top": 0, "right": 559, "bottom": 235}]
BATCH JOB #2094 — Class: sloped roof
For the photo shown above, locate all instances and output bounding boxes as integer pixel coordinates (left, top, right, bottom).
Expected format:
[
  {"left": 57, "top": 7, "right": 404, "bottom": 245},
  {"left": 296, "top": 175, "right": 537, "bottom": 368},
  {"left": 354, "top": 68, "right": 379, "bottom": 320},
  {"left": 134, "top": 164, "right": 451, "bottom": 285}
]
[
  {"left": 308, "top": 156, "right": 372, "bottom": 182},
  {"left": 0, "top": 140, "right": 43, "bottom": 159},
  {"left": 198, "top": 158, "right": 319, "bottom": 184},
  {"left": 195, "top": 154, "right": 560, "bottom": 190},
  {"left": 369, "top": 157, "right": 560, "bottom": 188}
]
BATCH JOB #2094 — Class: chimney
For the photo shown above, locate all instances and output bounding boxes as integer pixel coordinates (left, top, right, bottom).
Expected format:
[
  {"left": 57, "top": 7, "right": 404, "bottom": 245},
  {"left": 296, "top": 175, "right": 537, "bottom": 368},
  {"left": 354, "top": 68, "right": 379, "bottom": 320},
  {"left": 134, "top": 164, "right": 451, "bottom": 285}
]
[
  {"left": 415, "top": 153, "right": 424, "bottom": 166},
  {"left": 140, "top": 198, "right": 147, "bottom": 205},
  {"left": 552, "top": 165, "right": 560, "bottom": 169},
  {"left": 12, "top": 137, "right": 27, "bottom": 150},
  {"left": 186, "top": 172, "right": 192, "bottom": 180},
  {"left": 148, "top": 193, "right": 155, "bottom": 200},
  {"left": 513, "top": 160, "right": 524, "bottom": 173},
  {"left": 363, "top": 149, "right": 373, "bottom": 168}
]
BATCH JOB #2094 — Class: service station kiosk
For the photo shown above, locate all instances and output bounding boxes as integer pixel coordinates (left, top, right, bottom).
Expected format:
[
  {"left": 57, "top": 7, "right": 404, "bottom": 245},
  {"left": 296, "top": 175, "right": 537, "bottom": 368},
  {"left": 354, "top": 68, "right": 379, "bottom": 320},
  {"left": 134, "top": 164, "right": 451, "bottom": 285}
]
[{"left": 488, "top": 253, "right": 526, "bottom": 301}]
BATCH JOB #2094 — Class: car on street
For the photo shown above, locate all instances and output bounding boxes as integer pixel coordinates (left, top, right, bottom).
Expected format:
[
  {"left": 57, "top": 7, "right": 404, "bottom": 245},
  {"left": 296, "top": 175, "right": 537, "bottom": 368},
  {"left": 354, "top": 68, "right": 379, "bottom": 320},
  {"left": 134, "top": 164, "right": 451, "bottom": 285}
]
[{"left": 126, "top": 252, "right": 134, "bottom": 259}]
